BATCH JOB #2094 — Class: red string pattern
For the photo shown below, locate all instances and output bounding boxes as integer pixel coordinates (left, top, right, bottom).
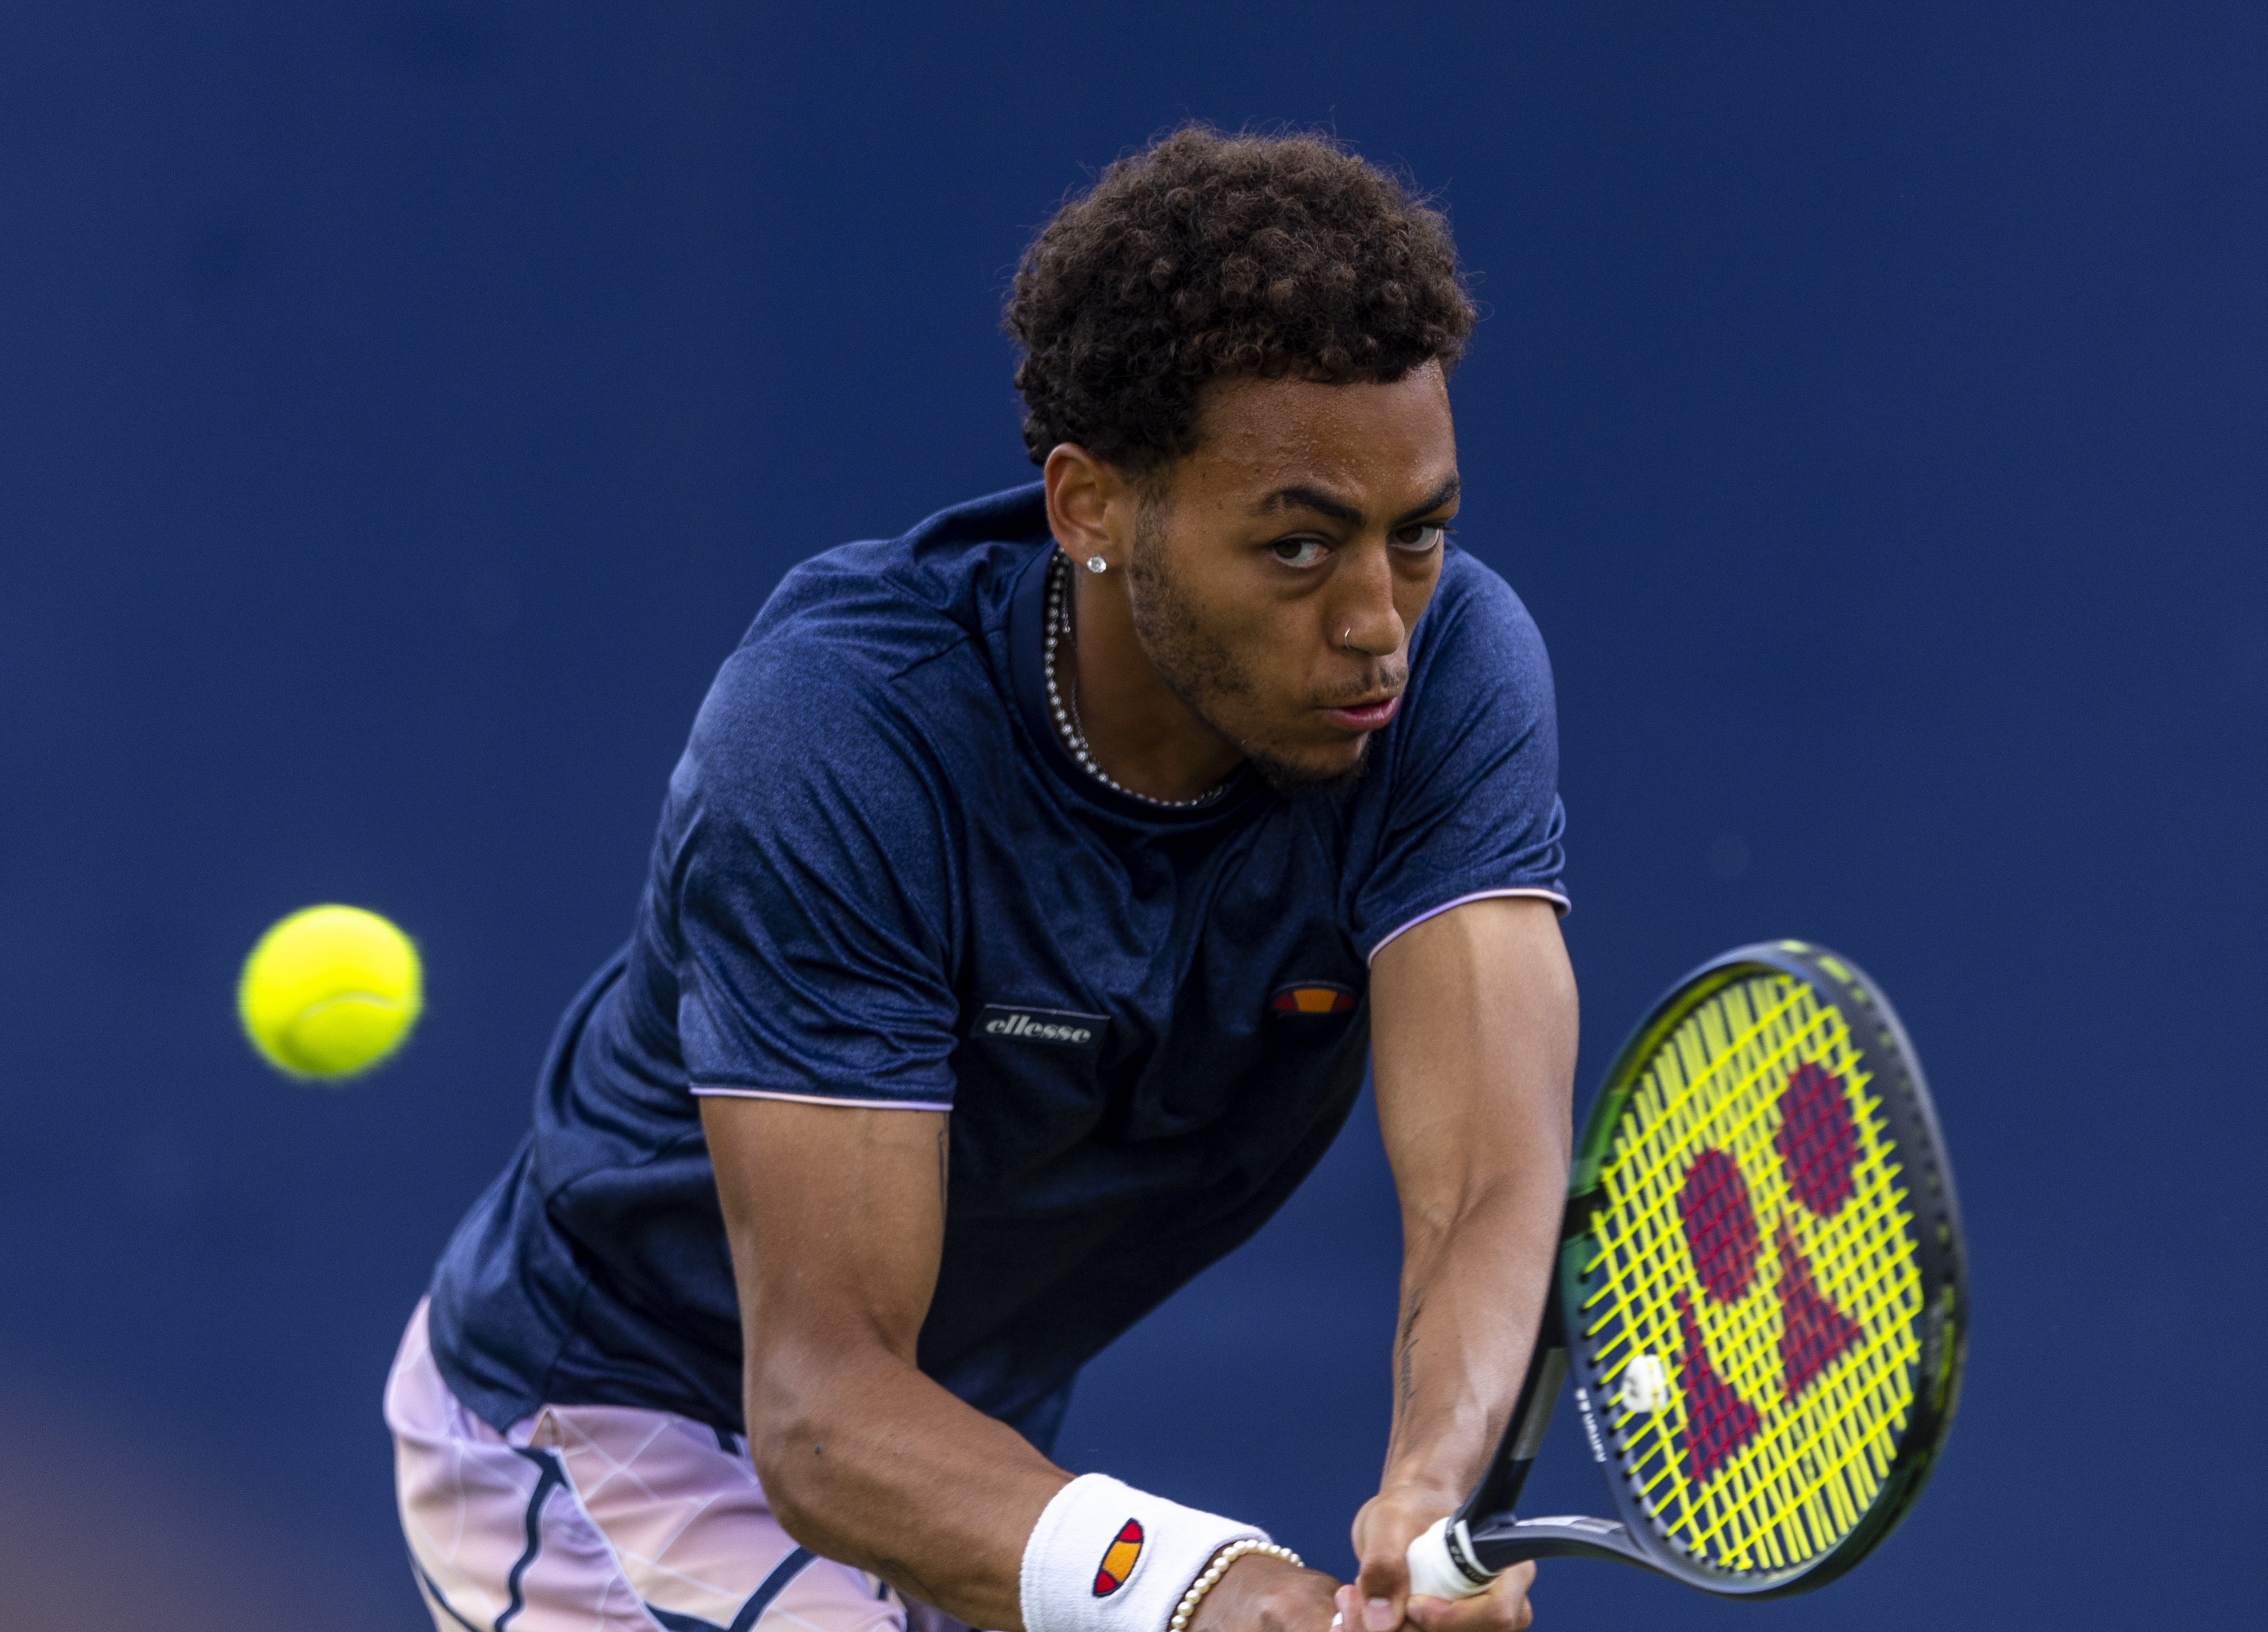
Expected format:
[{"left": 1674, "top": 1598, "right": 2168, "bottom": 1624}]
[
  {"left": 1774, "top": 1218, "right": 1861, "bottom": 1399},
  {"left": 1675, "top": 1148, "right": 1762, "bottom": 1303},
  {"left": 1774, "top": 1061, "right": 1859, "bottom": 1218},
  {"left": 1674, "top": 1289, "right": 1762, "bottom": 1482}
]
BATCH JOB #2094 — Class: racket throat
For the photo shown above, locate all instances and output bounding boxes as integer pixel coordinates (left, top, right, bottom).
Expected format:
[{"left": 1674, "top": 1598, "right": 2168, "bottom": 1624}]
[
  {"left": 1442, "top": 1518, "right": 1497, "bottom": 1590},
  {"left": 1468, "top": 1515, "right": 1649, "bottom": 1571}
]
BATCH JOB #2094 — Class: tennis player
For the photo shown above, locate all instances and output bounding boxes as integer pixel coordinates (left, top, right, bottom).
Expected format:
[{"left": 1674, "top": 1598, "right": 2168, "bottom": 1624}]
[{"left": 387, "top": 126, "right": 1576, "bottom": 1632}]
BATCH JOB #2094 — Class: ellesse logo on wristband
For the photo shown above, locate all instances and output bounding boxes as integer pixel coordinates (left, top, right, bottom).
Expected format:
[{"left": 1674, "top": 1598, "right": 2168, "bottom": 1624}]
[{"left": 1092, "top": 1518, "right": 1144, "bottom": 1596}]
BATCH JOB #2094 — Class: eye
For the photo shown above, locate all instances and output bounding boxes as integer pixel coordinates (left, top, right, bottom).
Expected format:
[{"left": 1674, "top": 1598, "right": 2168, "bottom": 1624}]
[
  {"left": 1391, "top": 521, "right": 1449, "bottom": 552},
  {"left": 1269, "top": 537, "right": 1329, "bottom": 568}
]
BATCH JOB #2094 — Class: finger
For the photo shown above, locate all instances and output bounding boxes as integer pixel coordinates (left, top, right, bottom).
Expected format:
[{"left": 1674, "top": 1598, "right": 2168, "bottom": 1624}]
[
  {"left": 1404, "top": 1594, "right": 1450, "bottom": 1631},
  {"left": 1352, "top": 1536, "right": 1414, "bottom": 1632},
  {"left": 1498, "top": 1563, "right": 1536, "bottom": 1632},
  {"left": 1404, "top": 1563, "right": 1535, "bottom": 1632}
]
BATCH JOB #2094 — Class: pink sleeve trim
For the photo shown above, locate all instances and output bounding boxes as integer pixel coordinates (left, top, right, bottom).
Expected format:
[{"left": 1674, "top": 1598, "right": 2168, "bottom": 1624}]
[
  {"left": 1365, "top": 888, "right": 1571, "bottom": 965},
  {"left": 688, "top": 1085, "right": 953, "bottom": 1112}
]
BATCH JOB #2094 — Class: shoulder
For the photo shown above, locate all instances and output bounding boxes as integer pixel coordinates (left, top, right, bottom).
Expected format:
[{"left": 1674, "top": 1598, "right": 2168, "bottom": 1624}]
[
  {"left": 678, "top": 484, "right": 1049, "bottom": 817},
  {"left": 743, "top": 482, "right": 1049, "bottom": 678}
]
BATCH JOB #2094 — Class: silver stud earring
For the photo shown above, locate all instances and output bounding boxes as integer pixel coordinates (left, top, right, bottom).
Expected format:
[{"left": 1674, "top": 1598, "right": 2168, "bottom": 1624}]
[{"left": 1086, "top": 555, "right": 1107, "bottom": 574}]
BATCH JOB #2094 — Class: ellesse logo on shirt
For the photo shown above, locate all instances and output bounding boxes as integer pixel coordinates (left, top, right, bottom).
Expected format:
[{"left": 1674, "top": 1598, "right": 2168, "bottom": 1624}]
[
  {"left": 973, "top": 1004, "right": 1107, "bottom": 1049},
  {"left": 1270, "top": 981, "right": 1358, "bottom": 1016}
]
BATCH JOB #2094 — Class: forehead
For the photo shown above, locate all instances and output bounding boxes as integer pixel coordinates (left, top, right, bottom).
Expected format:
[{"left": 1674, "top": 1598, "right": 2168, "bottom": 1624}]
[{"left": 1173, "top": 364, "right": 1457, "bottom": 505}]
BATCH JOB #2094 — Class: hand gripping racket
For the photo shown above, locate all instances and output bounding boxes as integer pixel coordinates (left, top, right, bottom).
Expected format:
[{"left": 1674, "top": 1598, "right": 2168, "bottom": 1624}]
[{"left": 1404, "top": 941, "right": 1966, "bottom": 1600}]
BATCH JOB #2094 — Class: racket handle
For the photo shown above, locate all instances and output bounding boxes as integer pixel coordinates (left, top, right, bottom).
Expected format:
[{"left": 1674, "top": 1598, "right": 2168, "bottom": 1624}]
[{"left": 1405, "top": 1518, "right": 1496, "bottom": 1600}]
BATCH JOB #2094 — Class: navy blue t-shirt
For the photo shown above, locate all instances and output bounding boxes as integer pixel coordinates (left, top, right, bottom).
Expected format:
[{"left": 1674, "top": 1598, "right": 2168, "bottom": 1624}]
[{"left": 427, "top": 483, "right": 1567, "bottom": 1454}]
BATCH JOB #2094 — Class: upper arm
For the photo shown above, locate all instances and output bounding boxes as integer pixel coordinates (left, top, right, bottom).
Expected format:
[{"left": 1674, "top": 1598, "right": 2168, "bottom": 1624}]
[
  {"left": 698, "top": 1088, "right": 966, "bottom": 1550},
  {"left": 701, "top": 1096, "right": 948, "bottom": 1426},
  {"left": 1368, "top": 897, "right": 1577, "bottom": 1225}
]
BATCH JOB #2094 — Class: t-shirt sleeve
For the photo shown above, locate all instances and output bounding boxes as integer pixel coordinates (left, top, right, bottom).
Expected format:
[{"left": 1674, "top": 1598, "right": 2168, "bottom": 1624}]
[
  {"left": 1347, "top": 555, "right": 1569, "bottom": 963},
  {"left": 667, "top": 641, "right": 963, "bottom": 1109}
]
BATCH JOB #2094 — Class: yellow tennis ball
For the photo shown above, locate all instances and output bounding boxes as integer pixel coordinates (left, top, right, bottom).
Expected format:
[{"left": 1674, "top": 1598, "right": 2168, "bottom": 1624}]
[{"left": 237, "top": 905, "right": 423, "bottom": 1080}]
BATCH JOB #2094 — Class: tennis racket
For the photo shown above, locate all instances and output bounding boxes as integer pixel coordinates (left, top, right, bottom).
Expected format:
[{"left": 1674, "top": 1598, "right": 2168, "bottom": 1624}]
[{"left": 1404, "top": 940, "right": 1966, "bottom": 1600}]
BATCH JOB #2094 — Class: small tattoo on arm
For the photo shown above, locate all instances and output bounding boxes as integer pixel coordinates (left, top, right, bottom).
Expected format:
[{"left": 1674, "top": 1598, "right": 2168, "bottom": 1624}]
[{"left": 1397, "top": 1290, "right": 1424, "bottom": 1409}]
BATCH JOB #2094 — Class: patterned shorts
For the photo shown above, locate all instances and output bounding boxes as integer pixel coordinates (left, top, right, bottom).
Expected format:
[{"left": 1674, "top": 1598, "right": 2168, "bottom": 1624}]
[{"left": 386, "top": 1300, "right": 929, "bottom": 1632}]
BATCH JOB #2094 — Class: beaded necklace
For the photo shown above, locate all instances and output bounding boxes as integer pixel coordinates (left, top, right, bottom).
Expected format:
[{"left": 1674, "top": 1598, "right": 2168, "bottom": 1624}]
[{"left": 1043, "top": 552, "right": 1229, "bottom": 810}]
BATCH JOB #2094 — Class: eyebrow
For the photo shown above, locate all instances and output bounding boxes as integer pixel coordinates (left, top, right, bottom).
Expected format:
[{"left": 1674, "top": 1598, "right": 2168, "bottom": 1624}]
[{"left": 1250, "top": 474, "right": 1462, "bottom": 528}]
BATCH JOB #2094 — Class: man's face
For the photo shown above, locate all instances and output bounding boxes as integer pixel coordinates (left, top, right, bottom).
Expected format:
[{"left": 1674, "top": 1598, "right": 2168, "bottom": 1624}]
[{"left": 1127, "top": 363, "right": 1459, "bottom": 792}]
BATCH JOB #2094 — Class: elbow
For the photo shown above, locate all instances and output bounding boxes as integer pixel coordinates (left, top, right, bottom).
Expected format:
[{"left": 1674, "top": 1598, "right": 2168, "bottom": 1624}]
[
  {"left": 747, "top": 1400, "right": 831, "bottom": 1545},
  {"left": 739, "top": 1321, "right": 924, "bottom": 1555},
  {"left": 744, "top": 1346, "right": 864, "bottom": 1550},
  {"left": 756, "top": 1471, "right": 825, "bottom": 1550}
]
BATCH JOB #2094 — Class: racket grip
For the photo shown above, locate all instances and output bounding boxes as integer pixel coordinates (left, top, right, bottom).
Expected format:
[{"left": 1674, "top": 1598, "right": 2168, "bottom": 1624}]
[{"left": 1405, "top": 1518, "right": 1496, "bottom": 1600}]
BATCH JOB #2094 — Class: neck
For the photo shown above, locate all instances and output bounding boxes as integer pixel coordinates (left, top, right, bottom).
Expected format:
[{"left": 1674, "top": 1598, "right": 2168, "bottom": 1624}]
[{"left": 1065, "top": 562, "right": 1246, "bottom": 803}]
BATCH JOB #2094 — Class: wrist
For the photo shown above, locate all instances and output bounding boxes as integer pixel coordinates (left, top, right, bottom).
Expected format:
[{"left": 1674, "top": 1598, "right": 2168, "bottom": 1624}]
[
  {"left": 1019, "top": 1475, "right": 1269, "bottom": 1632},
  {"left": 1185, "top": 1551, "right": 1320, "bottom": 1632},
  {"left": 1367, "top": 1473, "right": 1464, "bottom": 1520},
  {"left": 1172, "top": 1540, "right": 1305, "bottom": 1632}
]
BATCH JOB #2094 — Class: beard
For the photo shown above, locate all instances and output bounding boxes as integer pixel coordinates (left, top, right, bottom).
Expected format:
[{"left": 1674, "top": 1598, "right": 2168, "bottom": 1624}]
[{"left": 1124, "top": 506, "right": 1374, "bottom": 798}]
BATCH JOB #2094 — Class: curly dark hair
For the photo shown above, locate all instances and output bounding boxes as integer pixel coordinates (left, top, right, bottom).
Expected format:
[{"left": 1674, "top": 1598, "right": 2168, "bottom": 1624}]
[{"left": 1004, "top": 125, "right": 1477, "bottom": 474}]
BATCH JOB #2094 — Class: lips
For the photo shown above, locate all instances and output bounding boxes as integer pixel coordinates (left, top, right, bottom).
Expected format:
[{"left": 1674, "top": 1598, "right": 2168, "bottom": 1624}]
[{"left": 1321, "top": 694, "right": 1401, "bottom": 731}]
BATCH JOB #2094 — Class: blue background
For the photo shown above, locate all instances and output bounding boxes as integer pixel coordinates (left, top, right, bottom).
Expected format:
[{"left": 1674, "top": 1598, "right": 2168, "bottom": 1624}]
[{"left": 3, "top": 3, "right": 2261, "bottom": 1627}]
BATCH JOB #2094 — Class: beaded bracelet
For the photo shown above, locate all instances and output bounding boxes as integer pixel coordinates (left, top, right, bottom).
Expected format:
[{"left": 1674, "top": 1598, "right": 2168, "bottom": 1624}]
[{"left": 1168, "top": 1538, "right": 1304, "bottom": 1632}]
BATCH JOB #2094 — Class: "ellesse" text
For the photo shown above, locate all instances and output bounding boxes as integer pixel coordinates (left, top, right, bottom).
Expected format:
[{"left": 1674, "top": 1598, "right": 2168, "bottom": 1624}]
[{"left": 984, "top": 1012, "right": 1094, "bottom": 1044}]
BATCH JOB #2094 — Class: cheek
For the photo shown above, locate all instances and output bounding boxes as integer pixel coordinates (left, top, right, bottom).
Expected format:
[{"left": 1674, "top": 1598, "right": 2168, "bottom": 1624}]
[
  {"left": 1220, "top": 621, "right": 1309, "bottom": 713},
  {"left": 1197, "top": 583, "right": 1295, "bottom": 665}
]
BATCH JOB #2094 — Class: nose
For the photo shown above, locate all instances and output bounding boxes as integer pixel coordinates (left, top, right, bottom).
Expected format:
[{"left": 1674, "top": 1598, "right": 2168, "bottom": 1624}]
[{"left": 1331, "top": 542, "right": 1405, "bottom": 659}]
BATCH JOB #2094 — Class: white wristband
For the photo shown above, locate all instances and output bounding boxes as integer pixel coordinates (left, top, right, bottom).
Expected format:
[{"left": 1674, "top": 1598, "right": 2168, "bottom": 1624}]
[{"left": 1020, "top": 1474, "right": 1267, "bottom": 1632}]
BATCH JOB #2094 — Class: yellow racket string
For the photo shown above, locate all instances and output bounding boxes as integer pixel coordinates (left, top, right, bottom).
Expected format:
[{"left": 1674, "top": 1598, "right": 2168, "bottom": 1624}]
[{"left": 1578, "top": 975, "right": 1923, "bottom": 1573}]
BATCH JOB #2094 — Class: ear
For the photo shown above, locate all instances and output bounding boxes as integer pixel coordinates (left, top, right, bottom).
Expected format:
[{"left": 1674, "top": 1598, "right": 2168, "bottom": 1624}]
[{"left": 1042, "top": 444, "right": 1135, "bottom": 571}]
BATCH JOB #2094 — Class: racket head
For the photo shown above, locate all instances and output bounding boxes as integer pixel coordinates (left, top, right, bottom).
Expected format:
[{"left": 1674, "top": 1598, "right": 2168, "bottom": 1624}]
[{"left": 1558, "top": 941, "right": 1965, "bottom": 1596}]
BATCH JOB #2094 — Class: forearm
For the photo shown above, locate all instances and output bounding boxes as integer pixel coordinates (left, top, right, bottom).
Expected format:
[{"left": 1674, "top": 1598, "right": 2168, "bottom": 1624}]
[
  {"left": 754, "top": 1340, "right": 1347, "bottom": 1632},
  {"left": 1378, "top": 1155, "right": 1565, "bottom": 1506},
  {"left": 1356, "top": 897, "right": 1573, "bottom": 1632},
  {"left": 1370, "top": 901, "right": 1574, "bottom": 1507},
  {"left": 749, "top": 1336, "right": 1068, "bottom": 1629}
]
